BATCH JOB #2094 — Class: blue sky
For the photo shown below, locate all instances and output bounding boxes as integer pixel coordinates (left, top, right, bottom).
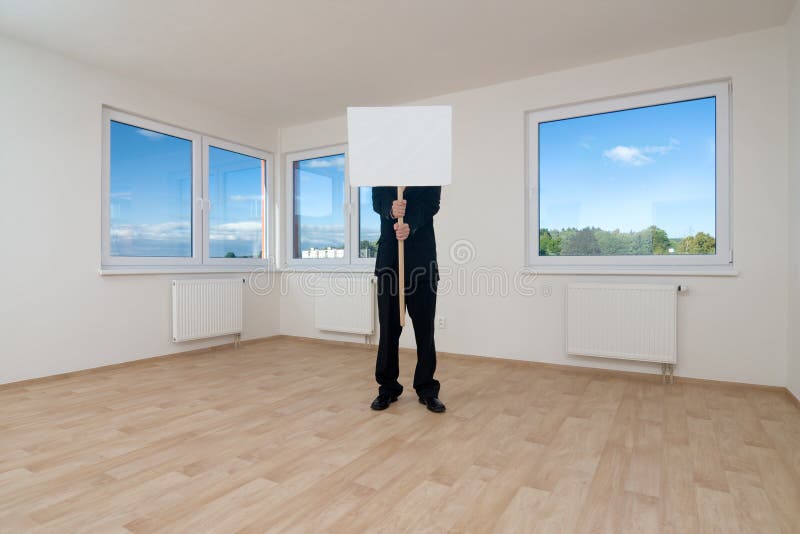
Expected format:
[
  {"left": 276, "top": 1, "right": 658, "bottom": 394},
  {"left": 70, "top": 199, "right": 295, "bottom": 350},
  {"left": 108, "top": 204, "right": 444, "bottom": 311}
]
[
  {"left": 294, "top": 154, "right": 346, "bottom": 253},
  {"left": 111, "top": 127, "right": 380, "bottom": 259},
  {"left": 110, "top": 121, "right": 265, "bottom": 258},
  {"left": 359, "top": 187, "right": 380, "bottom": 246},
  {"left": 538, "top": 97, "right": 716, "bottom": 239},
  {"left": 207, "top": 146, "right": 264, "bottom": 258},
  {"left": 109, "top": 121, "right": 193, "bottom": 257}
]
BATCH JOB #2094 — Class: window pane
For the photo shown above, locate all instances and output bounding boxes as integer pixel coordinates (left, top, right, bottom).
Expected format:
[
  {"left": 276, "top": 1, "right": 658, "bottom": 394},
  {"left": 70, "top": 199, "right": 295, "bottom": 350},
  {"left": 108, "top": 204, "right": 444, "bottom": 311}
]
[
  {"left": 358, "top": 187, "right": 380, "bottom": 258},
  {"left": 109, "top": 121, "right": 193, "bottom": 257},
  {"left": 208, "top": 146, "right": 265, "bottom": 259},
  {"left": 293, "top": 154, "right": 345, "bottom": 259},
  {"left": 538, "top": 97, "right": 716, "bottom": 257}
]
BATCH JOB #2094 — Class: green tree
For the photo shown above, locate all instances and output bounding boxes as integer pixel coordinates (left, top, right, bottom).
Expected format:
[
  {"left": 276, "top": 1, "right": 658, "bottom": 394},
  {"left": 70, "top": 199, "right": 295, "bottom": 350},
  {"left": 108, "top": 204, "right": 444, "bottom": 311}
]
[
  {"left": 596, "top": 228, "right": 630, "bottom": 255},
  {"left": 538, "top": 225, "right": 713, "bottom": 257},
  {"left": 644, "top": 225, "right": 671, "bottom": 255},
  {"left": 562, "top": 227, "right": 601, "bottom": 256},
  {"left": 224, "top": 252, "right": 236, "bottom": 258},
  {"left": 677, "top": 232, "right": 715, "bottom": 254},
  {"left": 539, "top": 229, "right": 562, "bottom": 256}
]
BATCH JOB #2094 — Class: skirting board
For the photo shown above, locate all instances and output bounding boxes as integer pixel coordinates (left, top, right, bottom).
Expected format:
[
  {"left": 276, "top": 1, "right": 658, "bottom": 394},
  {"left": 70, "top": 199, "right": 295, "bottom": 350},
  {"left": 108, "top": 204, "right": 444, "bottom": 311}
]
[
  {"left": 0, "top": 335, "right": 280, "bottom": 390},
  {"left": 788, "top": 387, "right": 800, "bottom": 409},
  {"left": 1, "top": 334, "right": 795, "bottom": 404},
  {"left": 270, "top": 335, "right": 790, "bottom": 394}
]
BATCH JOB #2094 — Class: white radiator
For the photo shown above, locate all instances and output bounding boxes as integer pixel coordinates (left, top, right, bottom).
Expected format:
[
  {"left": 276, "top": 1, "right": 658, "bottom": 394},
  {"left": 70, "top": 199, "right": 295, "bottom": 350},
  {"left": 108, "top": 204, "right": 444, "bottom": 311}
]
[
  {"left": 566, "top": 283, "right": 677, "bottom": 364},
  {"left": 314, "top": 275, "right": 375, "bottom": 334},
  {"left": 172, "top": 279, "right": 244, "bottom": 342}
]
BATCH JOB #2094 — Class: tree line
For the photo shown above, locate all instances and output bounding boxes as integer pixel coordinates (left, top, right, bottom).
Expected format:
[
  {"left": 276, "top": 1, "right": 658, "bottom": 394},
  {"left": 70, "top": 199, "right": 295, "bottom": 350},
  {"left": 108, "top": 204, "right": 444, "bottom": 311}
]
[{"left": 539, "top": 226, "right": 715, "bottom": 256}]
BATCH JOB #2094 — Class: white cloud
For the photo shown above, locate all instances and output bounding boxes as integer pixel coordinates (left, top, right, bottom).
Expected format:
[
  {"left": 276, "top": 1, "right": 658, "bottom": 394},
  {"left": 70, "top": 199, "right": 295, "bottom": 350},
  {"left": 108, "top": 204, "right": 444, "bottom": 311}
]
[
  {"left": 603, "top": 139, "right": 679, "bottom": 166},
  {"left": 603, "top": 146, "right": 652, "bottom": 166},
  {"left": 304, "top": 157, "right": 345, "bottom": 169},
  {"left": 297, "top": 224, "right": 346, "bottom": 248},
  {"left": 210, "top": 221, "right": 262, "bottom": 241},
  {"left": 110, "top": 221, "right": 190, "bottom": 239},
  {"left": 138, "top": 129, "right": 166, "bottom": 140},
  {"left": 228, "top": 194, "right": 263, "bottom": 202},
  {"left": 213, "top": 221, "right": 262, "bottom": 232},
  {"left": 643, "top": 138, "right": 680, "bottom": 155},
  {"left": 579, "top": 135, "right": 595, "bottom": 150}
]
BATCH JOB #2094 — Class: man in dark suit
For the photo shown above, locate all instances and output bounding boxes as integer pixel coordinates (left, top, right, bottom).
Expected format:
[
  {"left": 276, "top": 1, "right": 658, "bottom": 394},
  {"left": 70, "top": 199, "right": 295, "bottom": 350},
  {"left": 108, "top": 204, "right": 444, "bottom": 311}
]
[{"left": 369, "top": 186, "right": 445, "bottom": 413}]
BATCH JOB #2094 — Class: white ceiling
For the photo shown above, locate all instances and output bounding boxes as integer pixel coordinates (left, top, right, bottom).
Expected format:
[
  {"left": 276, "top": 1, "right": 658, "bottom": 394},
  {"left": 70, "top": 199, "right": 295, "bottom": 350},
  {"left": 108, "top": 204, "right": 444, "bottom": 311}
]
[{"left": 0, "top": 0, "right": 795, "bottom": 127}]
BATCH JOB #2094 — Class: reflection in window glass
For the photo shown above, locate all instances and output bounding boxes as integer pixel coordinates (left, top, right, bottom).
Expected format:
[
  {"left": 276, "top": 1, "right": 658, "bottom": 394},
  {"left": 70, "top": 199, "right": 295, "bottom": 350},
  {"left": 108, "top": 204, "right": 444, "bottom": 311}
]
[
  {"left": 208, "top": 147, "right": 265, "bottom": 259},
  {"left": 359, "top": 187, "right": 380, "bottom": 258},
  {"left": 109, "top": 120, "right": 193, "bottom": 257},
  {"left": 538, "top": 97, "right": 716, "bottom": 257},
  {"left": 292, "top": 154, "right": 345, "bottom": 259}
]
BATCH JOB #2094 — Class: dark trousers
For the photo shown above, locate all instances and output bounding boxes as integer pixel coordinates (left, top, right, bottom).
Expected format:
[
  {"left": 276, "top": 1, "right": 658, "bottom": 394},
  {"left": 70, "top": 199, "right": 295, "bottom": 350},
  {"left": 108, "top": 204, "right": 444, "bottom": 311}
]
[{"left": 375, "top": 272, "right": 440, "bottom": 399}]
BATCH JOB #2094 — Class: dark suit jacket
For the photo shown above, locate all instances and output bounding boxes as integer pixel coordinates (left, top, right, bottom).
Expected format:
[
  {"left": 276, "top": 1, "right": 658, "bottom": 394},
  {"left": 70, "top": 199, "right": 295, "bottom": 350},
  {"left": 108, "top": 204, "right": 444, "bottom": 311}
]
[{"left": 372, "top": 186, "right": 441, "bottom": 281}]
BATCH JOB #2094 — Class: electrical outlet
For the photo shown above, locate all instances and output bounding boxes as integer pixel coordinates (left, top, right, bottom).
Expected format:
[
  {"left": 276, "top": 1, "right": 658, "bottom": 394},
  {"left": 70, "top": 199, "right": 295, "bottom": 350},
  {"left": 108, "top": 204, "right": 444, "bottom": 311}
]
[{"left": 437, "top": 316, "right": 446, "bottom": 329}]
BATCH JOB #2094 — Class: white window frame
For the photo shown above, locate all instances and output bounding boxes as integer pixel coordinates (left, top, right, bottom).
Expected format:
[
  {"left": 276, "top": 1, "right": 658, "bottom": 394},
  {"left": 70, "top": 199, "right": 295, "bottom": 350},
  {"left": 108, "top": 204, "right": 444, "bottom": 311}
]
[
  {"left": 526, "top": 80, "right": 732, "bottom": 272},
  {"left": 284, "top": 145, "right": 378, "bottom": 269},
  {"left": 101, "top": 108, "right": 273, "bottom": 271},
  {"left": 102, "top": 108, "right": 202, "bottom": 268},
  {"left": 202, "top": 136, "right": 273, "bottom": 267},
  {"left": 350, "top": 185, "right": 380, "bottom": 266},
  {"left": 284, "top": 145, "right": 351, "bottom": 267}
]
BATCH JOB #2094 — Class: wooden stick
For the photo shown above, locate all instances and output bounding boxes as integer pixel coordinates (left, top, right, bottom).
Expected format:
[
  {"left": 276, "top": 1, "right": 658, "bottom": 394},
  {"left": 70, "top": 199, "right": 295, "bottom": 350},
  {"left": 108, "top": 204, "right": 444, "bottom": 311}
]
[{"left": 397, "top": 186, "right": 406, "bottom": 327}]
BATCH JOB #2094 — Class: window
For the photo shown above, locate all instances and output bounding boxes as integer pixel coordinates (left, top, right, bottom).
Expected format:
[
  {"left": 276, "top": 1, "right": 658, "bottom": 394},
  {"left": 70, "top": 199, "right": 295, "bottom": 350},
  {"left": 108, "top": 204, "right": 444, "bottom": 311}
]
[
  {"left": 108, "top": 120, "right": 196, "bottom": 259},
  {"left": 102, "top": 109, "right": 272, "bottom": 270},
  {"left": 285, "top": 146, "right": 376, "bottom": 267},
  {"left": 527, "top": 81, "right": 731, "bottom": 270},
  {"left": 204, "top": 138, "right": 271, "bottom": 265},
  {"left": 357, "top": 186, "right": 380, "bottom": 259},
  {"left": 291, "top": 152, "right": 347, "bottom": 261}
]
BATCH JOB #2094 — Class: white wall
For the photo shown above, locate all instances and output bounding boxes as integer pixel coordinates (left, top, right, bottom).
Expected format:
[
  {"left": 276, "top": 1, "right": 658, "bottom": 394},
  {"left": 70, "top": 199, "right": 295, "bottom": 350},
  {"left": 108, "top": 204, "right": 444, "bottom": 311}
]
[
  {"left": 0, "top": 36, "right": 281, "bottom": 385},
  {"left": 788, "top": 5, "right": 800, "bottom": 399},
  {"left": 1, "top": 24, "right": 793, "bottom": 389},
  {"left": 279, "top": 27, "right": 790, "bottom": 386}
]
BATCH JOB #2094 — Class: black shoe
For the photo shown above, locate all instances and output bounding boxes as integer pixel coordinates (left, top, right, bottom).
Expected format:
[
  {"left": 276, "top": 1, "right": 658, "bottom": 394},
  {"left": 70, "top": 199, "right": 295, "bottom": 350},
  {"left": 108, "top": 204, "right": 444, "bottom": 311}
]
[
  {"left": 370, "top": 394, "right": 398, "bottom": 411},
  {"left": 419, "top": 397, "right": 446, "bottom": 413}
]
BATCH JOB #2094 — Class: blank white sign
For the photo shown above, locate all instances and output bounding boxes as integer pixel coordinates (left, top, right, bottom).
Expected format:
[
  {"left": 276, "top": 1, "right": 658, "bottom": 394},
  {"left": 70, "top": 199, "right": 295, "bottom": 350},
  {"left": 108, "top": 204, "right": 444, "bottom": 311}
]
[{"left": 347, "top": 106, "right": 452, "bottom": 187}]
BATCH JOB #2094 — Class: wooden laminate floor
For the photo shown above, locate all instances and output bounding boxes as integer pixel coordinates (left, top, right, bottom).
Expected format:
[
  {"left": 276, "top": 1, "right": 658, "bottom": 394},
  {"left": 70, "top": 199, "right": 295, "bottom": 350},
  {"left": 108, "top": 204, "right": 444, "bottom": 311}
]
[{"left": 1, "top": 337, "right": 799, "bottom": 533}]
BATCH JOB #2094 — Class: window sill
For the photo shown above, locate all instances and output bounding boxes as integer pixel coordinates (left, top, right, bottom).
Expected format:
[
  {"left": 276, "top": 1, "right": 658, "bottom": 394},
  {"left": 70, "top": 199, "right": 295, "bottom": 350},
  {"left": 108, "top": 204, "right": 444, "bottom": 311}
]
[
  {"left": 101, "top": 264, "right": 737, "bottom": 277},
  {"left": 99, "top": 266, "right": 274, "bottom": 276},
  {"left": 99, "top": 265, "right": 376, "bottom": 276},
  {"left": 526, "top": 267, "right": 738, "bottom": 277},
  {"left": 280, "top": 265, "right": 375, "bottom": 274}
]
